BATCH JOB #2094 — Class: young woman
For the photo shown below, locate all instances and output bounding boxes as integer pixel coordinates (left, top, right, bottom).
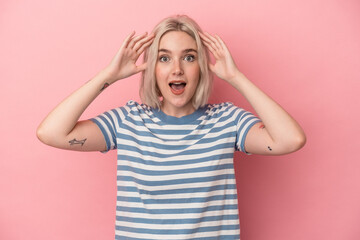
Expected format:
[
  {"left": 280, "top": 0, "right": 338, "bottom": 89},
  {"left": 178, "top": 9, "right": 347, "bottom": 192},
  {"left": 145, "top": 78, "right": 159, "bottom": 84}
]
[{"left": 37, "top": 15, "right": 306, "bottom": 240}]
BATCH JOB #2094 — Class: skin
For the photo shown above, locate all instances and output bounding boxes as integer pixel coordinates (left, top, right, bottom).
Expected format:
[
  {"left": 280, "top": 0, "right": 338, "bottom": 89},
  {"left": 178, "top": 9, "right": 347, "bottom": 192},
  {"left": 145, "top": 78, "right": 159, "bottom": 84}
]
[
  {"left": 37, "top": 29, "right": 306, "bottom": 155},
  {"left": 199, "top": 31, "right": 306, "bottom": 154},
  {"left": 36, "top": 31, "right": 155, "bottom": 152},
  {"left": 155, "top": 31, "right": 200, "bottom": 117}
]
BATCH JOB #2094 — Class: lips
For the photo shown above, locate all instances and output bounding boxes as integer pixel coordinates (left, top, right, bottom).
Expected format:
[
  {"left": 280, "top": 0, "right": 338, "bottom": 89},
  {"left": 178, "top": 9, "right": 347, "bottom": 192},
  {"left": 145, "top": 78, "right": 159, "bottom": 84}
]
[{"left": 169, "top": 81, "right": 186, "bottom": 95}]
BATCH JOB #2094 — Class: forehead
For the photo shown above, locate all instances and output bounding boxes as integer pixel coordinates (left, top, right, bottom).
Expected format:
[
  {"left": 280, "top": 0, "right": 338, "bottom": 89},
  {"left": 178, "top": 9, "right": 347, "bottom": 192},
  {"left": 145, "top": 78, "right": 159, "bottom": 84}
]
[{"left": 159, "top": 31, "right": 197, "bottom": 50}]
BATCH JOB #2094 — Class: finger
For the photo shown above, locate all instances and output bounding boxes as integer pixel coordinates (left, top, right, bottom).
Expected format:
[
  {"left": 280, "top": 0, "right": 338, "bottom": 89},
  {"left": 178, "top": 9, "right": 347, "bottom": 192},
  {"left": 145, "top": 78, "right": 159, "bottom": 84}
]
[
  {"left": 128, "top": 32, "right": 148, "bottom": 49},
  {"left": 199, "top": 31, "right": 210, "bottom": 39},
  {"left": 204, "top": 32, "right": 223, "bottom": 51},
  {"left": 201, "top": 36, "right": 218, "bottom": 52},
  {"left": 123, "top": 31, "right": 136, "bottom": 49},
  {"left": 201, "top": 38, "right": 215, "bottom": 53},
  {"left": 201, "top": 37, "right": 221, "bottom": 59},
  {"left": 135, "top": 36, "right": 155, "bottom": 58},
  {"left": 199, "top": 31, "right": 212, "bottom": 44},
  {"left": 201, "top": 33, "right": 221, "bottom": 55},
  {"left": 134, "top": 33, "right": 155, "bottom": 52},
  {"left": 113, "top": 31, "right": 135, "bottom": 61},
  {"left": 199, "top": 36, "right": 213, "bottom": 47},
  {"left": 214, "top": 34, "right": 228, "bottom": 51},
  {"left": 198, "top": 31, "right": 206, "bottom": 38},
  {"left": 136, "top": 61, "right": 148, "bottom": 73}
]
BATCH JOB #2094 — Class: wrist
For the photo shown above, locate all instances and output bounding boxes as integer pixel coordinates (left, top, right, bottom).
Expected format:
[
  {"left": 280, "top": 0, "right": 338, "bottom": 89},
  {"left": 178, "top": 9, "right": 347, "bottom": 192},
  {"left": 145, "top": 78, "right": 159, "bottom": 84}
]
[
  {"left": 227, "top": 70, "right": 244, "bottom": 85},
  {"left": 98, "top": 68, "right": 117, "bottom": 84}
]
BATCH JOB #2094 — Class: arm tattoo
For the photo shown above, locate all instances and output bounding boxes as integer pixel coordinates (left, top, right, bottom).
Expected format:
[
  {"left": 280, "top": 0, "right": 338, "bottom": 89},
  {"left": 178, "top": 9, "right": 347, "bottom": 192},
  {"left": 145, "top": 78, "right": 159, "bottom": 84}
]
[
  {"left": 100, "top": 82, "right": 110, "bottom": 91},
  {"left": 259, "top": 125, "right": 271, "bottom": 150},
  {"left": 69, "top": 138, "right": 87, "bottom": 146}
]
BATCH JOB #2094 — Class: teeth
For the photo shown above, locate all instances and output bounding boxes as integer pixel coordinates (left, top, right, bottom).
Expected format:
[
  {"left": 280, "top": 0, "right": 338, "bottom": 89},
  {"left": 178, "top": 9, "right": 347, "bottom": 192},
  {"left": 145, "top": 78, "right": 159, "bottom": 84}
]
[
  {"left": 169, "top": 82, "right": 186, "bottom": 86},
  {"left": 169, "top": 82, "right": 186, "bottom": 91}
]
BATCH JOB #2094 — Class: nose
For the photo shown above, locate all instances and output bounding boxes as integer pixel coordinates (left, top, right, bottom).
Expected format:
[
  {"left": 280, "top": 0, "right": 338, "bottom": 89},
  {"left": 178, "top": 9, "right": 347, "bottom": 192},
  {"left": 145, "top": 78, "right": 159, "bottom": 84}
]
[{"left": 172, "top": 59, "right": 183, "bottom": 76}]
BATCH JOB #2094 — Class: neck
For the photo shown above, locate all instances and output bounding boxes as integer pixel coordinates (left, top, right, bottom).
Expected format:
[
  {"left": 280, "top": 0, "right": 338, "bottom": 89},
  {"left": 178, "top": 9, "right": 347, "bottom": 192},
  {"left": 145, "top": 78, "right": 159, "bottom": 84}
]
[{"left": 161, "top": 103, "right": 196, "bottom": 118}]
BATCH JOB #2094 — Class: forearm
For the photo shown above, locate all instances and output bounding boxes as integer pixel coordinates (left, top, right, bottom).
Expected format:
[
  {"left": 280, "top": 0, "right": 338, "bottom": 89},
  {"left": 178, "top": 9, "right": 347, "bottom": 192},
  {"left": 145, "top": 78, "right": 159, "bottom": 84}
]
[
  {"left": 229, "top": 72, "right": 306, "bottom": 146},
  {"left": 37, "top": 69, "right": 113, "bottom": 140}
]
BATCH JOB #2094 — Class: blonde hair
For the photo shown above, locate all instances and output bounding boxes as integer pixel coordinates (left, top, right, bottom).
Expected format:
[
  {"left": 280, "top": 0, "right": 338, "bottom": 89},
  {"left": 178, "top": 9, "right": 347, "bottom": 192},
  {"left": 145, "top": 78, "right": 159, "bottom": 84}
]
[{"left": 140, "top": 15, "right": 213, "bottom": 110}]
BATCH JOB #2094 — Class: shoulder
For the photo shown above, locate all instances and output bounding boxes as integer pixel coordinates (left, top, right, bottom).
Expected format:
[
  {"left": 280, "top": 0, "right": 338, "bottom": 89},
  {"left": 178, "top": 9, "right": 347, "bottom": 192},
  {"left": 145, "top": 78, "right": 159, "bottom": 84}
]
[
  {"left": 125, "top": 100, "right": 153, "bottom": 114},
  {"left": 205, "top": 102, "right": 259, "bottom": 127},
  {"left": 122, "top": 100, "right": 159, "bottom": 122},
  {"left": 93, "top": 100, "right": 149, "bottom": 121},
  {"left": 205, "top": 102, "right": 240, "bottom": 117}
]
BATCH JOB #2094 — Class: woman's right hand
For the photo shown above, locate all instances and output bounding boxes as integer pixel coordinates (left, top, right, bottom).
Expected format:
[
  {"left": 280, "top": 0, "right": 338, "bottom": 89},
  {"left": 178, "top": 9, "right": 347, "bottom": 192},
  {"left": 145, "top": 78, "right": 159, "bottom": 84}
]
[
  {"left": 104, "top": 31, "right": 155, "bottom": 83},
  {"left": 37, "top": 31, "right": 155, "bottom": 152}
]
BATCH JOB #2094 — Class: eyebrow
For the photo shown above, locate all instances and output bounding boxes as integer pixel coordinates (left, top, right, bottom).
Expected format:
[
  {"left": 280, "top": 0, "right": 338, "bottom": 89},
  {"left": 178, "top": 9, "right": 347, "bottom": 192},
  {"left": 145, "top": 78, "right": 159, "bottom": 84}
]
[{"left": 158, "top": 48, "right": 197, "bottom": 53}]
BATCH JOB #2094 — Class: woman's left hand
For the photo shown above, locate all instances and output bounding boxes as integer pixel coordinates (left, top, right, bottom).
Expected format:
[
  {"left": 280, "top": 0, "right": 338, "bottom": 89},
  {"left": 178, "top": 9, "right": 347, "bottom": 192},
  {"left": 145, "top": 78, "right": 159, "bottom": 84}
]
[{"left": 199, "top": 31, "right": 241, "bottom": 83}]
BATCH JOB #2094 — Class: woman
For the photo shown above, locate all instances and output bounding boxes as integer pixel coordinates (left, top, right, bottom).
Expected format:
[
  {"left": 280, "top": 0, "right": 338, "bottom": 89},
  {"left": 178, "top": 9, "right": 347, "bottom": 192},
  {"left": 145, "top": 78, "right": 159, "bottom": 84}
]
[{"left": 37, "top": 15, "right": 306, "bottom": 239}]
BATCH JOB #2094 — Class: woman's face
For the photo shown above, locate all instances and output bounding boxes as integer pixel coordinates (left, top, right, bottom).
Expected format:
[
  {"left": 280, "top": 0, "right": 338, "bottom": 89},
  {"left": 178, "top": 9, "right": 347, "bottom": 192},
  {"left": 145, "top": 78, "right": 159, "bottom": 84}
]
[{"left": 155, "top": 31, "right": 200, "bottom": 117}]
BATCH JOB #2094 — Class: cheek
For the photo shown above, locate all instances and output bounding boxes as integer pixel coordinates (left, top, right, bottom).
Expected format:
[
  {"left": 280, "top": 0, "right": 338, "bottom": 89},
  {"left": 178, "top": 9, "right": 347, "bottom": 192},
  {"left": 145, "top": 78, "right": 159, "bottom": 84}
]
[
  {"left": 155, "top": 66, "right": 168, "bottom": 94},
  {"left": 155, "top": 65, "right": 167, "bottom": 81},
  {"left": 189, "top": 64, "right": 200, "bottom": 82}
]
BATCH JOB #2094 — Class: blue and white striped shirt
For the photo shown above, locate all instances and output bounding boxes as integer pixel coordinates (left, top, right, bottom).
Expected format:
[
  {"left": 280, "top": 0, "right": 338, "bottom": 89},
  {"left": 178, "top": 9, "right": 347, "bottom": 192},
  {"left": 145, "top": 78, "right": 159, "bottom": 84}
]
[{"left": 90, "top": 101, "right": 261, "bottom": 240}]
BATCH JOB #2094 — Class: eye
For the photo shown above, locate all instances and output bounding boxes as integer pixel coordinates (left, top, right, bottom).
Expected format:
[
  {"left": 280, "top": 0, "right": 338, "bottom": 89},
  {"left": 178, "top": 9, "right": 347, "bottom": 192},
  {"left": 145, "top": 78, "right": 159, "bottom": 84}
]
[
  {"left": 184, "top": 55, "right": 195, "bottom": 62},
  {"left": 159, "top": 56, "right": 170, "bottom": 62}
]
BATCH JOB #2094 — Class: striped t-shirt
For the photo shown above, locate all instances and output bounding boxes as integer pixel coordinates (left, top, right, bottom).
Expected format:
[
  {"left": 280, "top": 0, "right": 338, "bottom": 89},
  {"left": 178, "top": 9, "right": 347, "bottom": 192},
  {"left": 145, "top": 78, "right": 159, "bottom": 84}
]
[{"left": 90, "top": 100, "right": 261, "bottom": 240}]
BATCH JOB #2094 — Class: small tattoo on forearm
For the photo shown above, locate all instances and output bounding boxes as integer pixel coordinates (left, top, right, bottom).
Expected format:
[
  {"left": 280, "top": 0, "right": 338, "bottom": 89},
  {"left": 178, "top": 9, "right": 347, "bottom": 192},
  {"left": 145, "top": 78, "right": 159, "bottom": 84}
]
[
  {"left": 100, "top": 82, "right": 110, "bottom": 91},
  {"left": 268, "top": 146, "right": 272, "bottom": 151},
  {"left": 69, "top": 138, "right": 87, "bottom": 146}
]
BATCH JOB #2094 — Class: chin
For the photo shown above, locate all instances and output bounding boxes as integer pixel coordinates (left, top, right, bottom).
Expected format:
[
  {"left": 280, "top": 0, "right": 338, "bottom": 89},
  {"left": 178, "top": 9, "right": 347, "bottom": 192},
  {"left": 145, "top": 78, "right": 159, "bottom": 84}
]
[
  {"left": 172, "top": 100, "right": 191, "bottom": 109},
  {"left": 163, "top": 97, "right": 193, "bottom": 109}
]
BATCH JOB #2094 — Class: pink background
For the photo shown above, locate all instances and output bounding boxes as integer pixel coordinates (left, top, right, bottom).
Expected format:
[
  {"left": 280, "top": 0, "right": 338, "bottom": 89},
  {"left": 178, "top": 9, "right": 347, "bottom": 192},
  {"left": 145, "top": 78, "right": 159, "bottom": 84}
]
[{"left": 1, "top": 0, "right": 359, "bottom": 239}]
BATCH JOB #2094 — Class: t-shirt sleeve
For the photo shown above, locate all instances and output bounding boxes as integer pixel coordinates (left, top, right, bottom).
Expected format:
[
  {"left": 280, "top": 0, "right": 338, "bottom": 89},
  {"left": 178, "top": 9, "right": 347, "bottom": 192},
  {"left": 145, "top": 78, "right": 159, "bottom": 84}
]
[
  {"left": 89, "top": 107, "right": 124, "bottom": 153},
  {"left": 233, "top": 105, "right": 262, "bottom": 155}
]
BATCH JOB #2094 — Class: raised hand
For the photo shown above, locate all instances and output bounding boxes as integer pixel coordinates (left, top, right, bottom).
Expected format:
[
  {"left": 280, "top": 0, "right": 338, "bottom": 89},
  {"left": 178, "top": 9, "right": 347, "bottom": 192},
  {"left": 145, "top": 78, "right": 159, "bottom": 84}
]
[
  {"left": 104, "top": 31, "right": 155, "bottom": 83},
  {"left": 199, "top": 31, "right": 241, "bottom": 83},
  {"left": 37, "top": 31, "right": 155, "bottom": 152}
]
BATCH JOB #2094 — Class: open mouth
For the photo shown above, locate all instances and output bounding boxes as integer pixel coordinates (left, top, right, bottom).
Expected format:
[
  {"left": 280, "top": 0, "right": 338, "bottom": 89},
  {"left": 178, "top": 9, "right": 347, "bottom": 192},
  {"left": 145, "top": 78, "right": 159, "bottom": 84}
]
[{"left": 169, "top": 81, "right": 186, "bottom": 95}]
